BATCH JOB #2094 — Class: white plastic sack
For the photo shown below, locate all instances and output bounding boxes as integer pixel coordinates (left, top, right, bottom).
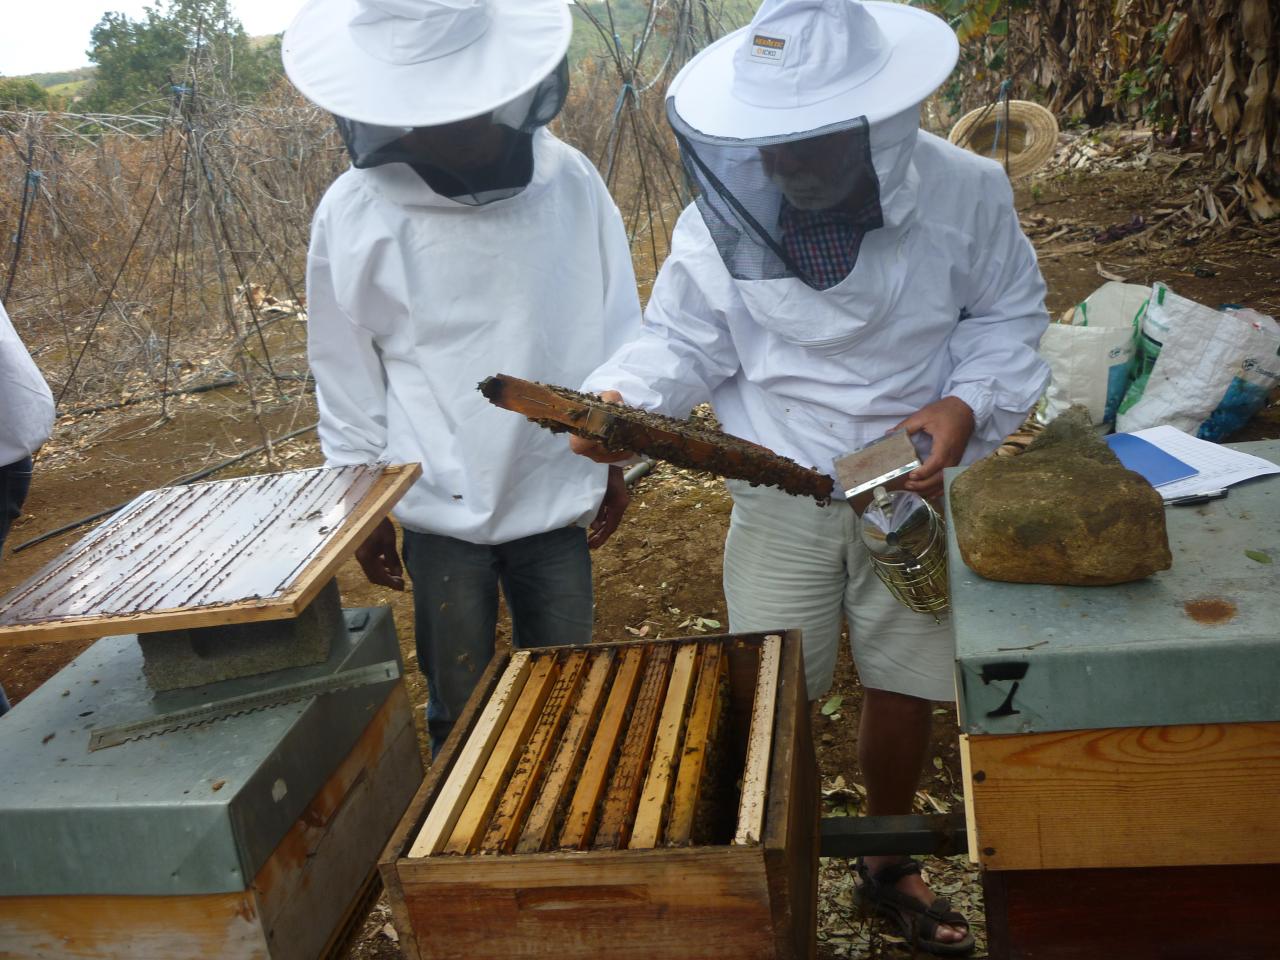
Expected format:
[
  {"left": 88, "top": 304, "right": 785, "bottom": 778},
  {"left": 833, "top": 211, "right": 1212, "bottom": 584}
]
[
  {"left": 1071, "top": 281, "right": 1150, "bottom": 331},
  {"left": 1116, "top": 283, "right": 1280, "bottom": 440},
  {"left": 1039, "top": 325, "right": 1132, "bottom": 425},
  {"left": 1040, "top": 282, "right": 1144, "bottom": 426}
]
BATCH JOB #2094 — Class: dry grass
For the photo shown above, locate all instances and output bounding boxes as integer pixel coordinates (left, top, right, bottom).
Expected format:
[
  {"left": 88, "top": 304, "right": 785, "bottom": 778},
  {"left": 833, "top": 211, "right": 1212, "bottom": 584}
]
[{"left": 0, "top": 84, "right": 343, "bottom": 410}]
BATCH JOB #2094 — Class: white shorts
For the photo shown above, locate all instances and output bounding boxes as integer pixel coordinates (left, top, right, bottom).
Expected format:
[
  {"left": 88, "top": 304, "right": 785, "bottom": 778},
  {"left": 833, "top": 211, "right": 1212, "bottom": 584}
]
[{"left": 722, "top": 479, "right": 957, "bottom": 702}]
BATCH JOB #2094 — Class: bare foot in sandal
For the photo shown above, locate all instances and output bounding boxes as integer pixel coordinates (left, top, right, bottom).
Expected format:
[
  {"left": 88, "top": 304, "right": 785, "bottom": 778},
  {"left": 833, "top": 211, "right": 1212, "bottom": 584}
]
[{"left": 857, "top": 857, "right": 975, "bottom": 956}]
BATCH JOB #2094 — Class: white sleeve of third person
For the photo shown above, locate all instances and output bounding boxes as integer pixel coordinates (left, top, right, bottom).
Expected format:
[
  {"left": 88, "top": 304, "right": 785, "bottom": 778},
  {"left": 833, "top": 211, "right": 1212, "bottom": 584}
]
[
  {"left": 0, "top": 301, "right": 55, "bottom": 465},
  {"left": 305, "top": 217, "right": 390, "bottom": 467},
  {"left": 944, "top": 169, "right": 1052, "bottom": 446}
]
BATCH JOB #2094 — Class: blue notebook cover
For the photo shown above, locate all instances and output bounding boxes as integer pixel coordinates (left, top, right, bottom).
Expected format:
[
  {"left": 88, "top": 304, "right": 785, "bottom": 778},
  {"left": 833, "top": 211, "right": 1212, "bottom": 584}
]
[{"left": 1104, "top": 433, "right": 1198, "bottom": 487}]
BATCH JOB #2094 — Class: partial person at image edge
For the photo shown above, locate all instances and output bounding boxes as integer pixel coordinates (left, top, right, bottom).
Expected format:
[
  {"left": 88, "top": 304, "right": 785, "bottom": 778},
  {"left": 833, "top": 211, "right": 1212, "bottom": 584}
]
[{"left": 0, "top": 298, "right": 56, "bottom": 715}]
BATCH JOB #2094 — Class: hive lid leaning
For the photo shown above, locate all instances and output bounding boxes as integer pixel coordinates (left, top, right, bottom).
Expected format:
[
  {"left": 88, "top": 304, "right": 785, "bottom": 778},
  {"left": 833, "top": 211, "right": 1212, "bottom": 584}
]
[{"left": 0, "top": 462, "right": 421, "bottom": 644}]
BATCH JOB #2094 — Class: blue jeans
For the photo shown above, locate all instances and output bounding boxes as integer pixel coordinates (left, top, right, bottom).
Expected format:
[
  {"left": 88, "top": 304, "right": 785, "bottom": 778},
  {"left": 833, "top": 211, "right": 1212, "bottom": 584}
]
[
  {"left": 1, "top": 455, "right": 34, "bottom": 717},
  {"left": 0, "top": 455, "right": 33, "bottom": 557},
  {"left": 402, "top": 524, "right": 593, "bottom": 756}
]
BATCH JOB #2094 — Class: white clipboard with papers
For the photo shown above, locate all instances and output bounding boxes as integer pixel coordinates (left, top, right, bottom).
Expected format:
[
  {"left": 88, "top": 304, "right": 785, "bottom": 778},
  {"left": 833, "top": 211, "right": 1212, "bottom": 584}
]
[{"left": 1124, "top": 424, "right": 1280, "bottom": 499}]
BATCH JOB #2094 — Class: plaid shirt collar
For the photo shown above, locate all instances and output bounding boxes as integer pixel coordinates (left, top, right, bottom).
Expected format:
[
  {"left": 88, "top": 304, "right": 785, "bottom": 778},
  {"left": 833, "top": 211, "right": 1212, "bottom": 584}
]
[{"left": 777, "top": 195, "right": 881, "bottom": 290}]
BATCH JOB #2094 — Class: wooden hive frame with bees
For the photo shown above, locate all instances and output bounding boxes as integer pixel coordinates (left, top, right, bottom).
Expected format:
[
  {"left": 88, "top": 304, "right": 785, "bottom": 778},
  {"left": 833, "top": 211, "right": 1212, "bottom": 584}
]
[{"left": 379, "top": 630, "right": 817, "bottom": 960}]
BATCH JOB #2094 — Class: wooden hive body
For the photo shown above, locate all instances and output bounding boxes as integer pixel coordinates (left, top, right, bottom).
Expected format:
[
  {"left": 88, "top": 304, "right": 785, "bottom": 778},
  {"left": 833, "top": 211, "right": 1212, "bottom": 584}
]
[{"left": 380, "top": 631, "right": 817, "bottom": 960}]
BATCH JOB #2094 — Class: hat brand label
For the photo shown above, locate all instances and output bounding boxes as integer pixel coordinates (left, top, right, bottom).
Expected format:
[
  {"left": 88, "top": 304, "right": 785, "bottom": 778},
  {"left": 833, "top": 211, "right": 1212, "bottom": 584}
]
[{"left": 749, "top": 32, "right": 788, "bottom": 65}]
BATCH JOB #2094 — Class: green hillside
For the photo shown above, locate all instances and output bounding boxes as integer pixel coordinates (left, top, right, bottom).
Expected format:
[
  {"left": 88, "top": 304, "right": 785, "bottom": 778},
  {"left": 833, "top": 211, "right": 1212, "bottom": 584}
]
[
  {"left": 46, "top": 79, "right": 92, "bottom": 100},
  {"left": 21, "top": 66, "right": 95, "bottom": 89}
]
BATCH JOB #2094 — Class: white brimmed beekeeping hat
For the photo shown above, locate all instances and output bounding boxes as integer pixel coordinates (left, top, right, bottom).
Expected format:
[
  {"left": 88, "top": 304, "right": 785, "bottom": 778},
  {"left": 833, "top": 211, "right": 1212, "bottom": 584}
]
[{"left": 282, "top": 0, "right": 572, "bottom": 127}]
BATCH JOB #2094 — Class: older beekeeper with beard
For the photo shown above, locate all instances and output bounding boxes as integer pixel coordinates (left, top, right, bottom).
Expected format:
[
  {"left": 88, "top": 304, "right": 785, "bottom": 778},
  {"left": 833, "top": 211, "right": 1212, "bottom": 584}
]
[
  {"left": 283, "top": 0, "right": 641, "bottom": 755},
  {"left": 572, "top": 0, "right": 1050, "bottom": 953}
]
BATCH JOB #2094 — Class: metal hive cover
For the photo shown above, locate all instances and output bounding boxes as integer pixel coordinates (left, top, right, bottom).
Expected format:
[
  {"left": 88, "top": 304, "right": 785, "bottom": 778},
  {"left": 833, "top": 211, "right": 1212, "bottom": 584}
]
[{"left": 946, "top": 440, "right": 1280, "bottom": 736}]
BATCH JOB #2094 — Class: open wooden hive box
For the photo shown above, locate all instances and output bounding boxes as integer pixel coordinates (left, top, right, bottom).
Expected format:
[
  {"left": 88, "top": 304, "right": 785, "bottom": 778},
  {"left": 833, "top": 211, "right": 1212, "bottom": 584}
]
[{"left": 379, "top": 631, "right": 817, "bottom": 960}]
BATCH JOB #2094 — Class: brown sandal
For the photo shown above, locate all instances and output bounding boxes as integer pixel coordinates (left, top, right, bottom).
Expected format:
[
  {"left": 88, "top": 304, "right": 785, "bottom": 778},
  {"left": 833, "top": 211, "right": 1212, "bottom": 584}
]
[{"left": 855, "top": 858, "right": 975, "bottom": 957}]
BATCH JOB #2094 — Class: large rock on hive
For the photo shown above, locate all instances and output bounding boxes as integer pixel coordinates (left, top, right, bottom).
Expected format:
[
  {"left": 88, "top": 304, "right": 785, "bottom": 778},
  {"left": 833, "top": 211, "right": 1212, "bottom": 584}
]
[{"left": 950, "top": 409, "right": 1172, "bottom": 585}]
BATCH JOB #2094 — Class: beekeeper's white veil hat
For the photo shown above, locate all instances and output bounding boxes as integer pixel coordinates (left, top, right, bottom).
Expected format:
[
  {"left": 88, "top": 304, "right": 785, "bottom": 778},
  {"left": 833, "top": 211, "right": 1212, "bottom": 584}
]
[
  {"left": 282, "top": 0, "right": 572, "bottom": 127},
  {"left": 670, "top": 0, "right": 958, "bottom": 140},
  {"left": 665, "top": 0, "right": 959, "bottom": 290}
]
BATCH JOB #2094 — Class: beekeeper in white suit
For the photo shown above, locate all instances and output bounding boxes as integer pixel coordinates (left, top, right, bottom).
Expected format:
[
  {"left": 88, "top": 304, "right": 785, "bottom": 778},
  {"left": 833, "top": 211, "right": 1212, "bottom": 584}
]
[
  {"left": 283, "top": 0, "right": 642, "bottom": 755},
  {"left": 573, "top": 0, "right": 1049, "bottom": 952}
]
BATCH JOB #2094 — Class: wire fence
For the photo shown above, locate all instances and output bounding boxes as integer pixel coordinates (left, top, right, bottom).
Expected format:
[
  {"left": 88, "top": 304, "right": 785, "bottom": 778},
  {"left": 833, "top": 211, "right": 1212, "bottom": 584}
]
[
  {"left": 1, "top": 86, "right": 343, "bottom": 413},
  {"left": 0, "top": 2, "right": 751, "bottom": 427}
]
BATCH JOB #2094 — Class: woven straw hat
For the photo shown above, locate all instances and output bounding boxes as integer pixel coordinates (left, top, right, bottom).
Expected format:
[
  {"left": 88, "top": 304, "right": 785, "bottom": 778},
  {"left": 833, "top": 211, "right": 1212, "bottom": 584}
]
[{"left": 947, "top": 100, "right": 1059, "bottom": 179}]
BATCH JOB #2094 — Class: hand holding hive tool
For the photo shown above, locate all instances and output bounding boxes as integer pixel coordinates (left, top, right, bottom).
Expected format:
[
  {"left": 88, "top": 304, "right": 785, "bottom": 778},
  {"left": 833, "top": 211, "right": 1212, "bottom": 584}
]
[
  {"left": 478, "top": 373, "right": 834, "bottom": 502},
  {"left": 832, "top": 429, "right": 921, "bottom": 515}
]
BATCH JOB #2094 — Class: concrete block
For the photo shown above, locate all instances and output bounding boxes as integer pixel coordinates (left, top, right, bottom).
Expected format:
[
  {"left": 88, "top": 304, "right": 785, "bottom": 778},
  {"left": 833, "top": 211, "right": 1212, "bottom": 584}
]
[{"left": 139, "top": 579, "right": 341, "bottom": 692}]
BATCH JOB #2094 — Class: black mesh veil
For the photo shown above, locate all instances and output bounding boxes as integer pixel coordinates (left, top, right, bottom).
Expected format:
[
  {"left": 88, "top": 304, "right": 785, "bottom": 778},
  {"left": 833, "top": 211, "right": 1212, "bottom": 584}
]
[
  {"left": 335, "top": 58, "right": 570, "bottom": 205},
  {"left": 667, "top": 99, "right": 884, "bottom": 291}
]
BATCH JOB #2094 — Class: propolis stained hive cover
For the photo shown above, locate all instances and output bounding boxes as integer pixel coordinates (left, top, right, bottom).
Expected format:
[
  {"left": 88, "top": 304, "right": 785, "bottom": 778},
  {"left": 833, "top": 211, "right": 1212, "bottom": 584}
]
[{"left": 0, "top": 462, "right": 419, "bottom": 643}]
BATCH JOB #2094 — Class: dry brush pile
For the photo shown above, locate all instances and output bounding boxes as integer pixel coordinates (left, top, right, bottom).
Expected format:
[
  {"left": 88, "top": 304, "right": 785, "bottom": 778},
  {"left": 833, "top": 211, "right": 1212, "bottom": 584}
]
[
  {"left": 0, "top": 2, "right": 752, "bottom": 413},
  {"left": 956, "top": 0, "right": 1280, "bottom": 217},
  {"left": 0, "top": 88, "right": 343, "bottom": 415}
]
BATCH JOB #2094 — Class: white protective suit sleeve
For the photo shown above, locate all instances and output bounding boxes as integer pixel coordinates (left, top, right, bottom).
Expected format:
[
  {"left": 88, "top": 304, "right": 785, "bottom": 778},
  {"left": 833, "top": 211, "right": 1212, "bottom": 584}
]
[
  {"left": 305, "top": 231, "right": 392, "bottom": 467},
  {"left": 0, "top": 301, "right": 55, "bottom": 466},
  {"left": 944, "top": 170, "right": 1051, "bottom": 445},
  {"left": 582, "top": 206, "right": 740, "bottom": 416}
]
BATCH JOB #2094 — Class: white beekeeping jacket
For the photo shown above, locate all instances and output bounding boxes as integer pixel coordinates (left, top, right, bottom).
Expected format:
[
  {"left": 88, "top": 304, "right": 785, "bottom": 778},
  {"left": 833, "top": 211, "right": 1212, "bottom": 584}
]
[
  {"left": 0, "top": 301, "right": 55, "bottom": 467},
  {"left": 307, "top": 129, "right": 642, "bottom": 543},
  {"left": 583, "top": 133, "right": 1051, "bottom": 484}
]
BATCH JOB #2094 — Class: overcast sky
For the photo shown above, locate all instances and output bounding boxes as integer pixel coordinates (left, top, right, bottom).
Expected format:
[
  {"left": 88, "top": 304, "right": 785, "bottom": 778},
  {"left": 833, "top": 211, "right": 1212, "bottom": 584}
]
[{"left": 2, "top": 0, "right": 303, "bottom": 77}]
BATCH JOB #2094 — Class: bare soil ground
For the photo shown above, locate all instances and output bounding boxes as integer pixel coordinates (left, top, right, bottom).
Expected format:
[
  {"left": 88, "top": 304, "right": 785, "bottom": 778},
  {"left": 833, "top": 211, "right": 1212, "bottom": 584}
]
[{"left": 2, "top": 144, "right": 1278, "bottom": 959}]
